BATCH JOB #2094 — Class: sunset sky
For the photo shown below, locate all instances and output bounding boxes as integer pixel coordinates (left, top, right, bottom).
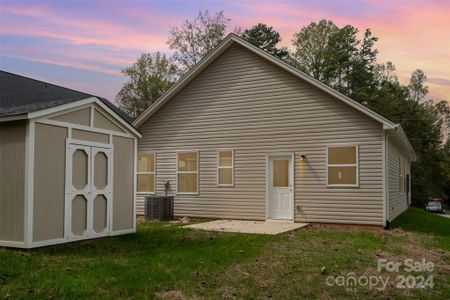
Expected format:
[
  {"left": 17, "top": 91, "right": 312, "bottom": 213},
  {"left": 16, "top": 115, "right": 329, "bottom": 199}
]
[{"left": 1, "top": 0, "right": 449, "bottom": 104}]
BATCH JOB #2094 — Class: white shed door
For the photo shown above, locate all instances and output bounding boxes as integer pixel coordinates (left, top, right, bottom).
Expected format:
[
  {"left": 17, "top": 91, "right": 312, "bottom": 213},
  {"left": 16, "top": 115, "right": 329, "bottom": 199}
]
[
  {"left": 268, "top": 155, "right": 294, "bottom": 220},
  {"left": 65, "top": 143, "right": 113, "bottom": 240}
]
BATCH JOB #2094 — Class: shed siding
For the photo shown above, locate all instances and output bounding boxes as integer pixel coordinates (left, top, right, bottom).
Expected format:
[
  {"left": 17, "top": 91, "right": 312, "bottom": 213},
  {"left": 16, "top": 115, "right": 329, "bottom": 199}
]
[
  {"left": 387, "top": 138, "right": 410, "bottom": 221},
  {"left": 137, "top": 44, "right": 384, "bottom": 225},
  {"left": 0, "top": 120, "right": 26, "bottom": 242},
  {"left": 112, "top": 136, "right": 135, "bottom": 231},
  {"left": 72, "top": 128, "right": 109, "bottom": 144},
  {"left": 50, "top": 107, "right": 91, "bottom": 126},
  {"left": 33, "top": 123, "right": 67, "bottom": 242},
  {"left": 94, "top": 108, "right": 126, "bottom": 133}
]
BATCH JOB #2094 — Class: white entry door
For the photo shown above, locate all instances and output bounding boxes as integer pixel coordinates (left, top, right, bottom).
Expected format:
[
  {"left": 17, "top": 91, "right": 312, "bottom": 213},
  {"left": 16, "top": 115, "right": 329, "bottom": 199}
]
[
  {"left": 65, "top": 142, "right": 113, "bottom": 240},
  {"left": 268, "top": 155, "right": 294, "bottom": 220}
]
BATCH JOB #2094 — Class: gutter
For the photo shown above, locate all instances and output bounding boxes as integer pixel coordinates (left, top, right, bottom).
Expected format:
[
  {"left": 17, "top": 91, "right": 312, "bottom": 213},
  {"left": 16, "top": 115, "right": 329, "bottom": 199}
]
[
  {"left": 384, "top": 125, "right": 416, "bottom": 162},
  {"left": 0, "top": 114, "right": 28, "bottom": 122}
]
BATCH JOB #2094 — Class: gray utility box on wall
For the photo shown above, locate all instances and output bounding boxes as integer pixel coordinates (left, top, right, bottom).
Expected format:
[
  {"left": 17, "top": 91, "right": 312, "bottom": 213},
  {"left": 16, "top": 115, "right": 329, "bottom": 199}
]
[{"left": 144, "top": 196, "right": 174, "bottom": 221}]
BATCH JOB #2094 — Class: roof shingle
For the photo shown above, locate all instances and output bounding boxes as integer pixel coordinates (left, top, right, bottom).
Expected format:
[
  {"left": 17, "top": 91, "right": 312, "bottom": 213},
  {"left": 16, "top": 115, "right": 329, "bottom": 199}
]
[{"left": 0, "top": 70, "right": 132, "bottom": 123}]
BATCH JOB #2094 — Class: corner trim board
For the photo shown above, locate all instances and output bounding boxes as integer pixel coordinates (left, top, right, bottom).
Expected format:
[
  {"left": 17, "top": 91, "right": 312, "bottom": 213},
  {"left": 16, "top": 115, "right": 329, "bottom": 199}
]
[{"left": 24, "top": 119, "right": 35, "bottom": 247}]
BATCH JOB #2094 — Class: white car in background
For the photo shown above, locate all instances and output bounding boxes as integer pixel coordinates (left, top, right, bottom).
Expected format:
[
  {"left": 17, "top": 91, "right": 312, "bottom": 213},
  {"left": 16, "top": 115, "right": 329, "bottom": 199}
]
[{"left": 425, "top": 198, "right": 446, "bottom": 214}]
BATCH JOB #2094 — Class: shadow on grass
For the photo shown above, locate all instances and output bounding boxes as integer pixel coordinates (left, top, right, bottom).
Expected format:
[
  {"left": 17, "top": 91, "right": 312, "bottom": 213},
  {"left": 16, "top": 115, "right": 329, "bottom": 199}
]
[
  {"left": 21, "top": 221, "right": 278, "bottom": 263},
  {"left": 1, "top": 221, "right": 281, "bottom": 298}
]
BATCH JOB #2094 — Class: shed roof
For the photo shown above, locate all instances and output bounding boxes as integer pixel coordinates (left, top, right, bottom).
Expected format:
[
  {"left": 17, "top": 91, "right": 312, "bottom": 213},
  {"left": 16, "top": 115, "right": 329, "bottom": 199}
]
[{"left": 0, "top": 70, "right": 132, "bottom": 123}]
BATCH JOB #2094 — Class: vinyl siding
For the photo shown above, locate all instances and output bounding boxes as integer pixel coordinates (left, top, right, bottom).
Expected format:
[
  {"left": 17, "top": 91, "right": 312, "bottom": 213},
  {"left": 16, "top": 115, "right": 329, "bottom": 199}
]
[
  {"left": 387, "top": 137, "right": 410, "bottom": 221},
  {"left": 137, "top": 44, "right": 385, "bottom": 225}
]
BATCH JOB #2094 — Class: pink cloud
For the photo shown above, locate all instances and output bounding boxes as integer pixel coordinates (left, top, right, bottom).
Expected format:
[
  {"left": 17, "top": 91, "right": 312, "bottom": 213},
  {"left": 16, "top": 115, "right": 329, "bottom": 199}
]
[
  {"left": 0, "top": 2, "right": 172, "bottom": 76},
  {"left": 2, "top": 3, "right": 50, "bottom": 16},
  {"left": 1, "top": 1, "right": 448, "bottom": 103},
  {"left": 1, "top": 3, "right": 169, "bottom": 53},
  {"left": 228, "top": 0, "right": 450, "bottom": 100},
  {"left": 1, "top": 48, "right": 119, "bottom": 75}
]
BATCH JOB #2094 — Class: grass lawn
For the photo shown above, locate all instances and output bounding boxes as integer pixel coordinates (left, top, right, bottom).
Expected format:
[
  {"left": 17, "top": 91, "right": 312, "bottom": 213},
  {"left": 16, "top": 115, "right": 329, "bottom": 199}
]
[
  {"left": 1, "top": 208, "right": 449, "bottom": 299},
  {"left": 391, "top": 207, "right": 450, "bottom": 250}
]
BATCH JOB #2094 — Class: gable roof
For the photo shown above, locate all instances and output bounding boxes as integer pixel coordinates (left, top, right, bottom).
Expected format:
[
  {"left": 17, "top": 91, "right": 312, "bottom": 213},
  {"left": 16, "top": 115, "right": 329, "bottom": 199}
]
[
  {"left": 0, "top": 70, "right": 132, "bottom": 123},
  {"left": 133, "top": 33, "right": 415, "bottom": 160},
  {"left": 0, "top": 70, "right": 141, "bottom": 138},
  {"left": 134, "top": 34, "right": 397, "bottom": 129}
]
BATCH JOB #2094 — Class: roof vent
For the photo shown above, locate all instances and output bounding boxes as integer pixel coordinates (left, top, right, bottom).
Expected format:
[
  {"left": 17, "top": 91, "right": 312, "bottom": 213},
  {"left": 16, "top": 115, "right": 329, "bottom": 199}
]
[{"left": 44, "top": 83, "right": 49, "bottom": 91}]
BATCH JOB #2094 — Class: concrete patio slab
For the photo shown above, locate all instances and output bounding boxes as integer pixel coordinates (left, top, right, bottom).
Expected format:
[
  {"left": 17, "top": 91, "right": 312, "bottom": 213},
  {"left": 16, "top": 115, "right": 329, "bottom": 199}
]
[{"left": 184, "top": 220, "right": 309, "bottom": 235}]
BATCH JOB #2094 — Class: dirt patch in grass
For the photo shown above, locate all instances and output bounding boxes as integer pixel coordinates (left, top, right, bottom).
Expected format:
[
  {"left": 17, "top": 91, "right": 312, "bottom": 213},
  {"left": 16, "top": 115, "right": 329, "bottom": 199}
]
[
  {"left": 198, "top": 227, "right": 450, "bottom": 299},
  {"left": 1, "top": 211, "right": 448, "bottom": 299},
  {"left": 156, "top": 290, "right": 191, "bottom": 300},
  {"left": 308, "top": 223, "right": 384, "bottom": 232}
]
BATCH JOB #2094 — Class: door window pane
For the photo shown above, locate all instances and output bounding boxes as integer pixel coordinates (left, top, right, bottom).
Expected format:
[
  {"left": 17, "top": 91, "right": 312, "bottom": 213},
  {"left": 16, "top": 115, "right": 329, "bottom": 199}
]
[{"left": 273, "top": 159, "right": 289, "bottom": 187}]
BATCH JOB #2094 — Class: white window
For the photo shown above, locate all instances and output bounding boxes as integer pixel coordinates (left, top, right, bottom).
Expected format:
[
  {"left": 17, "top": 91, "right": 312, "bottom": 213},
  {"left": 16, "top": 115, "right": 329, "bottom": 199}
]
[
  {"left": 177, "top": 151, "right": 198, "bottom": 194},
  {"left": 327, "top": 145, "right": 359, "bottom": 187},
  {"left": 399, "top": 157, "right": 405, "bottom": 195},
  {"left": 137, "top": 153, "right": 155, "bottom": 193},
  {"left": 217, "top": 150, "right": 234, "bottom": 186}
]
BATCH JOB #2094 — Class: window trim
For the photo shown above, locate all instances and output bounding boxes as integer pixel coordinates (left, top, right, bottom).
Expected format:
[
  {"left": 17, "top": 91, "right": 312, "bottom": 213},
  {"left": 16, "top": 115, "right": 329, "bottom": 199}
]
[
  {"left": 136, "top": 152, "right": 156, "bottom": 194},
  {"left": 326, "top": 144, "right": 359, "bottom": 187},
  {"left": 176, "top": 150, "right": 199, "bottom": 195},
  {"left": 217, "top": 149, "right": 234, "bottom": 187},
  {"left": 399, "top": 156, "right": 405, "bottom": 195}
]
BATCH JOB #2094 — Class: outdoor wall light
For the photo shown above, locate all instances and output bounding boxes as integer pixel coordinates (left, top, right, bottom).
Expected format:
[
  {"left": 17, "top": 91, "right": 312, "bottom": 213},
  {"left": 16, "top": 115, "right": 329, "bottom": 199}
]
[{"left": 297, "top": 153, "right": 306, "bottom": 161}]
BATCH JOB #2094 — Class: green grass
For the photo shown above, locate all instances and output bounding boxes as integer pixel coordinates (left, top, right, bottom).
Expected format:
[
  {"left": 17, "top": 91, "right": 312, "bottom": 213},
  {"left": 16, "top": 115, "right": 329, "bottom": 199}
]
[
  {"left": 391, "top": 207, "right": 450, "bottom": 250},
  {"left": 0, "top": 222, "right": 277, "bottom": 299},
  {"left": 1, "top": 210, "right": 449, "bottom": 299}
]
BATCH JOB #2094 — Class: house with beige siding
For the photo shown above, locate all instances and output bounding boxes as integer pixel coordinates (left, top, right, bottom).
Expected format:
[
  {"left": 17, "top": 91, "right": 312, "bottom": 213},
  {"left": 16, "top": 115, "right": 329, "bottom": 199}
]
[
  {"left": 0, "top": 71, "right": 141, "bottom": 248},
  {"left": 133, "top": 34, "right": 416, "bottom": 228}
]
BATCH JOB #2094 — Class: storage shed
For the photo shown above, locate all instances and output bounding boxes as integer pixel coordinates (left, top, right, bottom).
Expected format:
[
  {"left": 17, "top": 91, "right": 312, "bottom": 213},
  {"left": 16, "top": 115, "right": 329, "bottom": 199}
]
[{"left": 0, "top": 71, "right": 141, "bottom": 248}]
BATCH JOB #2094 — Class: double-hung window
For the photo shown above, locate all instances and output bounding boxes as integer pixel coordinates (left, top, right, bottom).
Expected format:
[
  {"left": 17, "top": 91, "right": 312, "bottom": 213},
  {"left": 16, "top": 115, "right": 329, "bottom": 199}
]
[
  {"left": 217, "top": 150, "right": 234, "bottom": 186},
  {"left": 177, "top": 151, "right": 198, "bottom": 194},
  {"left": 137, "top": 153, "right": 155, "bottom": 193},
  {"left": 327, "top": 145, "right": 359, "bottom": 187}
]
